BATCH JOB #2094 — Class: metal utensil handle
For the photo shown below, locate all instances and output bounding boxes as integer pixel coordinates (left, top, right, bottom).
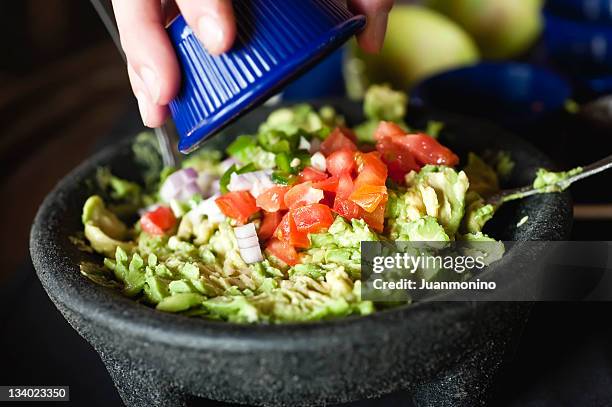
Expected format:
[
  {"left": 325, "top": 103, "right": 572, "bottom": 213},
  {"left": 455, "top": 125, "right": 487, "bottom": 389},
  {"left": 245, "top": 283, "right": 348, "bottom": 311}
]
[
  {"left": 90, "top": 0, "right": 177, "bottom": 168},
  {"left": 568, "top": 153, "right": 612, "bottom": 184},
  {"left": 90, "top": 0, "right": 124, "bottom": 62},
  {"left": 491, "top": 153, "right": 612, "bottom": 206}
]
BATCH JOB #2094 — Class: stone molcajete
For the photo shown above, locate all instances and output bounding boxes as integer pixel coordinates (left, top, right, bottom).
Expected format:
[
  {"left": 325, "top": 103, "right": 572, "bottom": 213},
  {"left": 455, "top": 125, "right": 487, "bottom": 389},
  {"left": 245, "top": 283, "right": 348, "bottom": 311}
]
[{"left": 30, "top": 101, "right": 571, "bottom": 406}]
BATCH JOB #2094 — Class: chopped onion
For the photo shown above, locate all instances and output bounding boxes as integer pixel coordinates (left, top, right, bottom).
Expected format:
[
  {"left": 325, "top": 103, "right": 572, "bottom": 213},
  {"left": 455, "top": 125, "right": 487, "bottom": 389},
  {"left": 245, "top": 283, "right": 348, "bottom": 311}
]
[
  {"left": 240, "top": 246, "right": 264, "bottom": 264},
  {"left": 234, "top": 223, "right": 257, "bottom": 239},
  {"left": 180, "top": 167, "right": 198, "bottom": 181},
  {"left": 228, "top": 170, "right": 274, "bottom": 198},
  {"left": 311, "top": 152, "right": 327, "bottom": 172},
  {"left": 237, "top": 235, "right": 259, "bottom": 248},
  {"left": 220, "top": 157, "right": 241, "bottom": 173},
  {"left": 202, "top": 195, "right": 226, "bottom": 223},
  {"left": 299, "top": 136, "right": 311, "bottom": 151},
  {"left": 177, "top": 181, "right": 202, "bottom": 201},
  {"left": 290, "top": 158, "right": 301, "bottom": 168},
  {"left": 211, "top": 179, "right": 221, "bottom": 194},
  {"left": 189, "top": 194, "right": 225, "bottom": 223},
  {"left": 227, "top": 172, "right": 253, "bottom": 192},
  {"left": 234, "top": 223, "right": 263, "bottom": 264},
  {"left": 309, "top": 138, "right": 321, "bottom": 153},
  {"left": 196, "top": 172, "right": 217, "bottom": 198},
  {"left": 160, "top": 168, "right": 201, "bottom": 202},
  {"left": 160, "top": 175, "right": 182, "bottom": 202}
]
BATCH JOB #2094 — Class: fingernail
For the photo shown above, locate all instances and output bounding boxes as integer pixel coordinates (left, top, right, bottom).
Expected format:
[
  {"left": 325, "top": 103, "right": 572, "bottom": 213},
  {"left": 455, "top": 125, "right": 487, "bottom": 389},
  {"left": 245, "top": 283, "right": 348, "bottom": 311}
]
[
  {"left": 198, "top": 14, "right": 225, "bottom": 55},
  {"left": 135, "top": 91, "right": 150, "bottom": 127},
  {"left": 139, "top": 66, "right": 160, "bottom": 104}
]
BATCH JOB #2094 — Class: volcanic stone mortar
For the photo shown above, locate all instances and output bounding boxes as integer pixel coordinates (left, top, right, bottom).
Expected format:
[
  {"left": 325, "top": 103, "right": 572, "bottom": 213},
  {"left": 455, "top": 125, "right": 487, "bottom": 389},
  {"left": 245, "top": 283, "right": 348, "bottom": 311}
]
[{"left": 30, "top": 101, "right": 572, "bottom": 407}]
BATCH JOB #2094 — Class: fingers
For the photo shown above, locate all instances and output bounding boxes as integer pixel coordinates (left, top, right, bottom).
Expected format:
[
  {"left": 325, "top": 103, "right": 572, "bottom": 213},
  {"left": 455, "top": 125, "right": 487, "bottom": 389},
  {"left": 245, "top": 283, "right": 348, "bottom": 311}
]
[
  {"left": 175, "top": 0, "right": 237, "bottom": 55},
  {"left": 128, "top": 63, "right": 170, "bottom": 127},
  {"left": 349, "top": 0, "right": 394, "bottom": 53},
  {"left": 112, "top": 0, "right": 180, "bottom": 127}
]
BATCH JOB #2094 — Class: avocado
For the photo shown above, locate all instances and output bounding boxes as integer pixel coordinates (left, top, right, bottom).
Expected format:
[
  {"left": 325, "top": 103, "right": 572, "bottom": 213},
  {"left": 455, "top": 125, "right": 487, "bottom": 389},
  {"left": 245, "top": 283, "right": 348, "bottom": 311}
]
[
  {"left": 406, "top": 165, "right": 470, "bottom": 237},
  {"left": 395, "top": 216, "right": 450, "bottom": 242},
  {"left": 533, "top": 167, "right": 582, "bottom": 192},
  {"left": 82, "top": 196, "right": 133, "bottom": 257}
]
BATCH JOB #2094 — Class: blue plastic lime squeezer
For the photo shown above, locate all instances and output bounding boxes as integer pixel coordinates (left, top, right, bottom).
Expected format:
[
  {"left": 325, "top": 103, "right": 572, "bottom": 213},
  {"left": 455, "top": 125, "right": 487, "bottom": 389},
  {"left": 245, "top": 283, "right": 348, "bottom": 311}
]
[
  {"left": 91, "top": 0, "right": 364, "bottom": 159},
  {"left": 167, "top": 0, "right": 365, "bottom": 153}
]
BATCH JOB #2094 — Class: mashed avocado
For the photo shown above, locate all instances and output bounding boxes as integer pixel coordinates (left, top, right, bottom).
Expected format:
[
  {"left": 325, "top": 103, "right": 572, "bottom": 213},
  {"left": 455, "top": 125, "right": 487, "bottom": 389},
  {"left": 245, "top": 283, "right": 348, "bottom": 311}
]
[
  {"left": 354, "top": 84, "right": 408, "bottom": 143},
  {"left": 533, "top": 167, "right": 583, "bottom": 192}
]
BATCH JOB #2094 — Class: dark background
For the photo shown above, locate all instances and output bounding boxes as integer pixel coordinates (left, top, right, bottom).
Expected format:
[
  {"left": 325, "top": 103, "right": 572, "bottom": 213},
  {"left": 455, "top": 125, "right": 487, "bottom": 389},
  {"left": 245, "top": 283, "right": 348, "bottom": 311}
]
[
  {"left": 1, "top": 1, "right": 612, "bottom": 406},
  {"left": 0, "top": 0, "right": 131, "bottom": 280}
]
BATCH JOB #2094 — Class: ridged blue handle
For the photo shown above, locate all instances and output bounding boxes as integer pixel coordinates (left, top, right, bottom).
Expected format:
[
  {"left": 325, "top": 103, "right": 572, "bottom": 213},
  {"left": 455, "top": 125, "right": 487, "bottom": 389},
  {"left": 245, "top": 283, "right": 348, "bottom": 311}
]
[{"left": 167, "top": 0, "right": 365, "bottom": 153}]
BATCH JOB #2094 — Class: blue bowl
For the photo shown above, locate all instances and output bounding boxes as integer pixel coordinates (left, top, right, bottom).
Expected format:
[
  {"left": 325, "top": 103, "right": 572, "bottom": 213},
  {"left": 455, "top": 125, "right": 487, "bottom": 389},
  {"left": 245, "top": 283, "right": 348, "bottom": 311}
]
[
  {"left": 167, "top": 0, "right": 365, "bottom": 153},
  {"left": 411, "top": 62, "right": 572, "bottom": 129},
  {"left": 583, "top": 75, "right": 612, "bottom": 94},
  {"left": 282, "top": 47, "right": 347, "bottom": 101},
  {"left": 545, "top": 0, "right": 612, "bottom": 24},
  {"left": 543, "top": 12, "right": 612, "bottom": 76}
]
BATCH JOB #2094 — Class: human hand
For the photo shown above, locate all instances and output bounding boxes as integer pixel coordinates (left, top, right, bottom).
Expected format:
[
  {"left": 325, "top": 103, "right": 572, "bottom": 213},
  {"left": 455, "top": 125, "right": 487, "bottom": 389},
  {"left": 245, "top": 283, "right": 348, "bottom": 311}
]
[{"left": 112, "top": 0, "right": 394, "bottom": 127}]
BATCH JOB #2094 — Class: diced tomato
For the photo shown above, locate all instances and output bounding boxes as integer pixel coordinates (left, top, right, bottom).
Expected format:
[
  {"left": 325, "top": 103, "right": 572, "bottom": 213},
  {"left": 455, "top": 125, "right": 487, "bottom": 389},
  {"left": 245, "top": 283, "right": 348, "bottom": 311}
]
[
  {"left": 321, "top": 190, "right": 336, "bottom": 207},
  {"left": 374, "top": 121, "right": 458, "bottom": 171},
  {"left": 140, "top": 206, "right": 176, "bottom": 236},
  {"left": 258, "top": 211, "right": 283, "bottom": 241},
  {"left": 292, "top": 204, "right": 334, "bottom": 234},
  {"left": 265, "top": 238, "right": 301, "bottom": 266},
  {"left": 374, "top": 121, "right": 406, "bottom": 142},
  {"left": 215, "top": 191, "right": 259, "bottom": 224},
  {"left": 284, "top": 182, "right": 324, "bottom": 209},
  {"left": 298, "top": 167, "right": 328, "bottom": 183},
  {"left": 274, "top": 212, "right": 310, "bottom": 248},
  {"left": 313, "top": 176, "right": 339, "bottom": 192},
  {"left": 376, "top": 136, "right": 420, "bottom": 183},
  {"left": 354, "top": 152, "right": 388, "bottom": 187},
  {"left": 395, "top": 133, "right": 459, "bottom": 167},
  {"left": 385, "top": 157, "right": 418, "bottom": 183},
  {"left": 341, "top": 126, "right": 358, "bottom": 143},
  {"left": 320, "top": 127, "right": 357, "bottom": 156},
  {"left": 349, "top": 184, "right": 388, "bottom": 213},
  {"left": 274, "top": 213, "right": 290, "bottom": 239},
  {"left": 333, "top": 197, "right": 361, "bottom": 220},
  {"left": 356, "top": 151, "right": 387, "bottom": 176},
  {"left": 327, "top": 126, "right": 357, "bottom": 143},
  {"left": 326, "top": 148, "right": 355, "bottom": 177},
  {"left": 360, "top": 200, "right": 386, "bottom": 233},
  {"left": 336, "top": 173, "right": 354, "bottom": 199},
  {"left": 256, "top": 186, "right": 290, "bottom": 212}
]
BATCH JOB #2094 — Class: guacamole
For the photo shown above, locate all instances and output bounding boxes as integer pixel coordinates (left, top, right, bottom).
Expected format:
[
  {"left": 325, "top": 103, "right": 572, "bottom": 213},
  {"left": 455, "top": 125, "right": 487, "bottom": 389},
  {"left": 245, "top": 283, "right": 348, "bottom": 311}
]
[
  {"left": 77, "top": 86, "right": 536, "bottom": 323},
  {"left": 533, "top": 167, "right": 583, "bottom": 193}
]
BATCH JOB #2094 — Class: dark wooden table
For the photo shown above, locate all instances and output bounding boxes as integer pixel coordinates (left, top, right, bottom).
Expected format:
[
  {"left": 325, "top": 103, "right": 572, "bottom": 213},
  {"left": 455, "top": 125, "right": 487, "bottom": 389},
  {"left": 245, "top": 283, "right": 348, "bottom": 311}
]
[{"left": 0, "top": 41, "right": 132, "bottom": 282}]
